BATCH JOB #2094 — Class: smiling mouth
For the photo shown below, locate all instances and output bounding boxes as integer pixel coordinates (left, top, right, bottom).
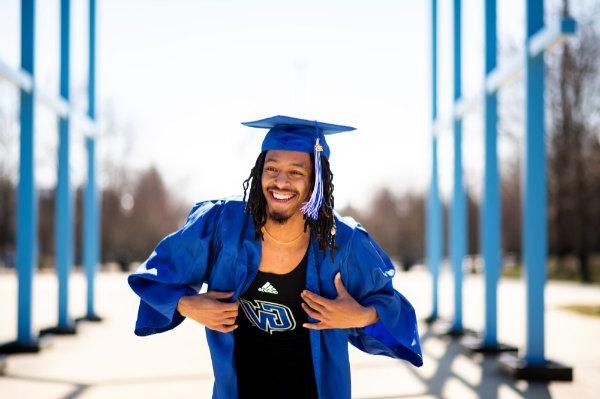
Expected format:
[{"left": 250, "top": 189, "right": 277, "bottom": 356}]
[{"left": 268, "top": 190, "right": 297, "bottom": 204}]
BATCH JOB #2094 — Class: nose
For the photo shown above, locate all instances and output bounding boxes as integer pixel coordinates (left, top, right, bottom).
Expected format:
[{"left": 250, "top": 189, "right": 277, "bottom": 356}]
[
  {"left": 274, "top": 173, "right": 288, "bottom": 187},
  {"left": 273, "top": 172, "right": 291, "bottom": 189}
]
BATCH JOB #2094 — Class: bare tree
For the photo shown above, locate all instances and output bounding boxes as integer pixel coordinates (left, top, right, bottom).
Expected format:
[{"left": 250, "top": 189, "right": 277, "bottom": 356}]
[
  {"left": 0, "top": 85, "right": 18, "bottom": 265},
  {"left": 126, "top": 166, "right": 182, "bottom": 261},
  {"left": 546, "top": 1, "right": 600, "bottom": 281},
  {"left": 339, "top": 189, "right": 425, "bottom": 270},
  {"left": 500, "top": 158, "right": 522, "bottom": 261}
]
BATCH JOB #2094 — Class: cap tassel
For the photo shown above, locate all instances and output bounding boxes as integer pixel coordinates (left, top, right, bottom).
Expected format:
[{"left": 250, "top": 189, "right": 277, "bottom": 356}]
[{"left": 301, "top": 137, "right": 324, "bottom": 220}]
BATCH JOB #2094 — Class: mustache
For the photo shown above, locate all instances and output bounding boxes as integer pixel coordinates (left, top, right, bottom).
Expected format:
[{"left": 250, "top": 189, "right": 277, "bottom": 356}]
[{"left": 266, "top": 187, "right": 299, "bottom": 196}]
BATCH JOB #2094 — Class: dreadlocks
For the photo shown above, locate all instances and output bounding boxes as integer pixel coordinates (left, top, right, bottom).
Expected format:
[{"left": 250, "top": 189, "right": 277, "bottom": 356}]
[{"left": 242, "top": 151, "right": 336, "bottom": 259}]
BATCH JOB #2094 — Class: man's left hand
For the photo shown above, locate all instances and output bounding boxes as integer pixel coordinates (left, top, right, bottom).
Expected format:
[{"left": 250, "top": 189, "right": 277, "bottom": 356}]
[{"left": 301, "top": 272, "right": 379, "bottom": 330}]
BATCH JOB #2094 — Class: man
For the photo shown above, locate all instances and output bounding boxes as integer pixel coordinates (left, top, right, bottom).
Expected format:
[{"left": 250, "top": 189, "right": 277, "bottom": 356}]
[{"left": 128, "top": 115, "right": 422, "bottom": 399}]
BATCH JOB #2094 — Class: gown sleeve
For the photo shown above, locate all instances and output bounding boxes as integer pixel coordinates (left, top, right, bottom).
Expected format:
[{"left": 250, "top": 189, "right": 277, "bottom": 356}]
[
  {"left": 127, "top": 200, "right": 222, "bottom": 336},
  {"left": 342, "top": 228, "right": 423, "bottom": 367}
]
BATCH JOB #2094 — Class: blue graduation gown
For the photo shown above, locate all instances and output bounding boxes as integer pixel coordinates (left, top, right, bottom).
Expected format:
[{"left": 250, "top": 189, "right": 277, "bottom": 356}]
[{"left": 128, "top": 198, "right": 422, "bottom": 399}]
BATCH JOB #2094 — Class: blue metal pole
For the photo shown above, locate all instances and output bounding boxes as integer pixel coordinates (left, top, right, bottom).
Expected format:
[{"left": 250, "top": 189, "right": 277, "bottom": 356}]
[
  {"left": 524, "top": 0, "right": 546, "bottom": 366},
  {"left": 431, "top": 0, "right": 437, "bottom": 124},
  {"left": 426, "top": 0, "right": 440, "bottom": 322},
  {"left": 482, "top": 0, "right": 499, "bottom": 347},
  {"left": 431, "top": 137, "right": 442, "bottom": 318},
  {"left": 84, "top": 136, "right": 101, "bottom": 319},
  {"left": 16, "top": 0, "right": 36, "bottom": 345},
  {"left": 83, "top": 0, "right": 101, "bottom": 321},
  {"left": 450, "top": 0, "right": 465, "bottom": 333},
  {"left": 54, "top": 0, "right": 75, "bottom": 332},
  {"left": 427, "top": 141, "right": 440, "bottom": 319},
  {"left": 89, "top": 0, "right": 96, "bottom": 123}
]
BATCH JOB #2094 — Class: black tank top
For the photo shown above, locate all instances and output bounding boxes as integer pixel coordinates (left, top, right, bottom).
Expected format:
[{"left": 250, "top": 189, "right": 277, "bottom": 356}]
[{"left": 234, "top": 250, "right": 318, "bottom": 399}]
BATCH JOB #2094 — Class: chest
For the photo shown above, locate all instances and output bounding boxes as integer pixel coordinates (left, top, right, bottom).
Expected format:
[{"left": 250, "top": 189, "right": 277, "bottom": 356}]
[
  {"left": 258, "top": 241, "right": 309, "bottom": 274},
  {"left": 207, "top": 232, "right": 340, "bottom": 303},
  {"left": 238, "top": 251, "right": 309, "bottom": 336}
]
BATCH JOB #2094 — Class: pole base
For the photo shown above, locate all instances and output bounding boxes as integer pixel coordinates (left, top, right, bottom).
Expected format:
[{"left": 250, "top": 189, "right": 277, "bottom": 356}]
[
  {"left": 441, "top": 327, "right": 468, "bottom": 338},
  {"left": 460, "top": 335, "right": 518, "bottom": 355},
  {"left": 76, "top": 313, "right": 103, "bottom": 322},
  {"left": 0, "top": 336, "right": 51, "bottom": 354},
  {"left": 498, "top": 352, "right": 573, "bottom": 381},
  {"left": 423, "top": 314, "right": 439, "bottom": 325},
  {"left": 432, "top": 320, "right": 476, "bottom": 338},
  {"left": 39, "top": 322, "right": 78, "bottom": 337}
]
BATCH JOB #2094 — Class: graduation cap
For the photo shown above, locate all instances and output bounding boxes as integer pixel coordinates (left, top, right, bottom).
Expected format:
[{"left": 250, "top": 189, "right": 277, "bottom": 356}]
[{"left": 242, "top": 115, "right": 355, "bottom": 220}]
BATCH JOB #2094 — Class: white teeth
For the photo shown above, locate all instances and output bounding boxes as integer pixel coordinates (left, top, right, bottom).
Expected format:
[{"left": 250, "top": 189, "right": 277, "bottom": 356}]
[{"left": 273, "top": 192, "right": 293, "bottom": 200}]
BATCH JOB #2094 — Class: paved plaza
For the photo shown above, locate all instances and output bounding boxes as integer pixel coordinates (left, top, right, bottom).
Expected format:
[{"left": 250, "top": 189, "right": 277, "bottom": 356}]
[{"left": 0, "top": 267, "right": 598, "bottom": 398}]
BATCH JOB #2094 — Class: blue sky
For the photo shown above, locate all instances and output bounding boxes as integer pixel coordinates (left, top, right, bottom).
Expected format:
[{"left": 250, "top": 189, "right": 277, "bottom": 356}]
[{"left": 0, "top": 0, "right": 574, "bottom": 210}]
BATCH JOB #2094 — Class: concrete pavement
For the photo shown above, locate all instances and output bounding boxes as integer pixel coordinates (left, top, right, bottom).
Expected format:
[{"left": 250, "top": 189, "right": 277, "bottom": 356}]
[{"left": 0, "top": 267, "right": 598, "bottom": 398}]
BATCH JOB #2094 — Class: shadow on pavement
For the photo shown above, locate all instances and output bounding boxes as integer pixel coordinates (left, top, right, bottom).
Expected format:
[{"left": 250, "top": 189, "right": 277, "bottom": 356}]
[{"left": 397, "top": 329, "right": 552, "bottom": 399}]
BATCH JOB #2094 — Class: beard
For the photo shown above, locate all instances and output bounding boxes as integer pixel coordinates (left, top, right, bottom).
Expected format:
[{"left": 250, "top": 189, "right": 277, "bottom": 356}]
[{"left": 268, "top": 210, "right": 292, "bottom": 224}]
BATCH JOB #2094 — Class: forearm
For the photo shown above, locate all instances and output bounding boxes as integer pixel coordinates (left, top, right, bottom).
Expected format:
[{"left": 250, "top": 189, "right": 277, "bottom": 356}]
[
  {"left": 176, "top": 295, "right": 193, "bottom": 317},
  {"left": 360, "top": 305, "right": 379, "bottom": 327}
]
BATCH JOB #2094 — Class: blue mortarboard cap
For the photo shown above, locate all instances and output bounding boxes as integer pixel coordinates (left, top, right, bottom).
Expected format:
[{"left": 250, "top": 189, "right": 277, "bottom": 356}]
[
  {"left": 241, "top": 115, "right": 355, "bottom": 220},
  {"left": 241, "top": 115, "right": 355, "bottom": 159}
]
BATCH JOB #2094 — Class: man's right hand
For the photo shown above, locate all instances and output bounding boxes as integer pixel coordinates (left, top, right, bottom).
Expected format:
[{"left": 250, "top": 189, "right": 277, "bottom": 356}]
[{"left": 177, "top": 291, "right": 239, "bottom": 333}]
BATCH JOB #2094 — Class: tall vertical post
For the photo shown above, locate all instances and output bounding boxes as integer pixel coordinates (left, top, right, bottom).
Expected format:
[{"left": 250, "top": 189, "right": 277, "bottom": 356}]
[
  {"left": 0, "top": 0, "right": 42, "bottom": 354},
  {"left": 461, "top": 0, "right": 516, "bottom": 354},
  {"left": 17, "top": 0, "right": 37, "bottom": 345},
  {"left": 43, "top": 0, "right": 77, "bottom": 335},
  {"left": 482, "top": 0, "right": 500, "bottom": 347},
  {"left": 523, "top": 0, "right": 546, "bottom": 366},
  {"left": 82, "top": 0, "right": 102, "bottom": 322},
  {"left": 426, "top": 0, "right": 441, "bottom": 323},
  {"left": 449, "top": 0, "right": 465, "bottom": 335},
  {"left": 499, "top": 0, "right": 572, "bottom": 381},
  {"left": 57, "top": 0, "right": 75, "bottom": 332}
]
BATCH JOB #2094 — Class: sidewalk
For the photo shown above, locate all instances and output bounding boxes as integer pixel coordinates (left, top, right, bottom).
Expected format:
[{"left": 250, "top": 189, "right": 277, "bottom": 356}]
[{"left": 0, "top": 268, "right": 598, "bottom": 398}]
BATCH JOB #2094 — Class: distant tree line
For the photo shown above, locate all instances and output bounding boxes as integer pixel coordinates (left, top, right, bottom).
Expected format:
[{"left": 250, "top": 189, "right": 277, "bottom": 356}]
[
  {"left": 0, "top": 165, "right": 189, "bottom": 270},
  {"left": 0, "top": 1, "right": 598, "bottom": 282}
]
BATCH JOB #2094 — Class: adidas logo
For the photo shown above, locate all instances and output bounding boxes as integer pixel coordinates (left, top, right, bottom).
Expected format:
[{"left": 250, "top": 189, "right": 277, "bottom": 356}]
[{"left": 258, "top": 281, "right": 278, "bottom": 295}]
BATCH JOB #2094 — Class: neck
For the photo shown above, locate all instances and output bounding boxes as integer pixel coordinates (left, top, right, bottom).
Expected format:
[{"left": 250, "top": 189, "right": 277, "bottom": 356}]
[{"left": 263, "top": 211, "right": 308, "bottom": 244}]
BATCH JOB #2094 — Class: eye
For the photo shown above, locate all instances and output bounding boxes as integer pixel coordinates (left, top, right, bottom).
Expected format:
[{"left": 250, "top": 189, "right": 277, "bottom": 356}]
[
  {"left": 264, "top": 166, "right": 278, "bottom": 173},
  {"left": 291, "top": 170, "right": 304, "bottom": 176}
]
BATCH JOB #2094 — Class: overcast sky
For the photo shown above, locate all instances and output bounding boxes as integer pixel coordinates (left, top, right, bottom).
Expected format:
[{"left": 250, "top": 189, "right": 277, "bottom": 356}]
[{"left": 0, "top": 0, "right": 574, "bottom": 211}]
